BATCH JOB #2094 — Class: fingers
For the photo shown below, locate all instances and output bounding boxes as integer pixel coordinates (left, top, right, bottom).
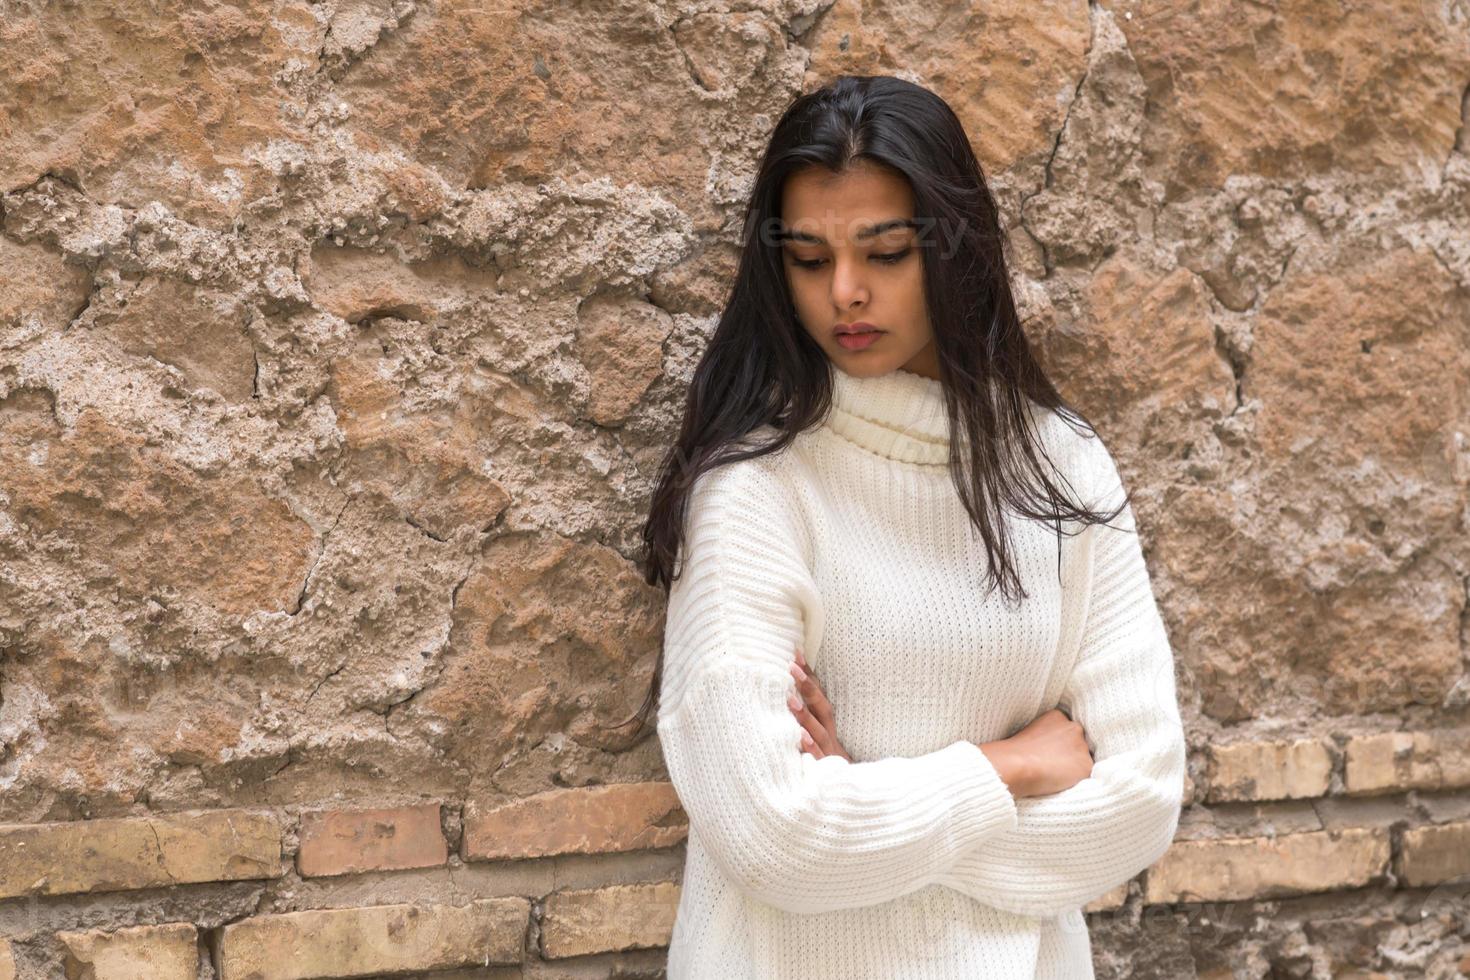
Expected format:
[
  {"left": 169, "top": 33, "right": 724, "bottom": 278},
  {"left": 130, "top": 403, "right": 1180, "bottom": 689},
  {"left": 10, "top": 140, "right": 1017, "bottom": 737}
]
[
  {"left": 788, "top": 688, "right": 831, "bottom": 758},
  {"left": 801, "top": 730, "right": 824, "bottom": 759},
  {"left": 790, "top": 647, "right": 843, "bottom": 759},
  {"left": 790, "top": 651, "right": 836, "bottom": 732}
]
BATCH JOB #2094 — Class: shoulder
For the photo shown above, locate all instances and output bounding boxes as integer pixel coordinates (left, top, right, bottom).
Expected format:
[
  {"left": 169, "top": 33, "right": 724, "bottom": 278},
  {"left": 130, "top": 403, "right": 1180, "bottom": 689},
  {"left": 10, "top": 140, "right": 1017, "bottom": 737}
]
[
  {"left": 672, "top": 436, "right": 821, "bottom": 610},
  {"left": 684, "top": 429, "right": 813, "bottom": 548},
  {"left": 688, "top": 428, "right": 798, "bottom": 504},
  {"left": 1024, "top": 400, "right": 1126, "bottom": 511}
]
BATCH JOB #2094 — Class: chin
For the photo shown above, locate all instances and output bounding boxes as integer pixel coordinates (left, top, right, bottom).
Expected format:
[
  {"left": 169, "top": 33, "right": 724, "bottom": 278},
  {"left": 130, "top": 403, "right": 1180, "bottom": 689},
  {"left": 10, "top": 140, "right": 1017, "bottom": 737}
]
[
  {"left": 832, "top": 344, "right": 901, "bottom": 365},
  {"left": 833, "top": 358, "right": 903, "bottom": 378}
]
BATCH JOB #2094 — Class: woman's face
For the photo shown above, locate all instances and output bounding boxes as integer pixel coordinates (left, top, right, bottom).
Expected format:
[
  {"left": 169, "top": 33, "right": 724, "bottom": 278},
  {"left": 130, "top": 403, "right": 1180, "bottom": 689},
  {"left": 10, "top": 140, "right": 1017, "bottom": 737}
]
[{"left": 779, "top": 162, "right": 939, "bottom": 381}]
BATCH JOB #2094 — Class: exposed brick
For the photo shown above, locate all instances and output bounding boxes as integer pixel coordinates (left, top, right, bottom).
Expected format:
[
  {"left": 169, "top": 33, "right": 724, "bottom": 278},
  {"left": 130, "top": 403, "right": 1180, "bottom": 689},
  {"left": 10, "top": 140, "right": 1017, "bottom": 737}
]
[
  {"left": 216, "top": 898, "right": 529, "bottom": 979},
  {"left": 1344, "top": 729, "right": 1470, "bottom": 795},
  {"left": 1206, "top": 737, "right": 1333, "bottom": 802},
  {"left": 540, "top": 880, "right": 679, "bottom": 960},
  {"left": 0, "top": 940, "right": 13, "bottom": 980},
  {"left": 1174, "top": 799, "right": 1322, "bottom": 842},
  {"left": 1398, "top": 819, "right": 1470, "bottom": 887},
  {"left": 297, "top": 803, "right": 447, "bottom": 878},
  {"left": 463, "top": 782, "right": 686, "bottom": 862},
  {"left": 0, "top": 809, "right": 283, "bottom": 900},
  {"left": 1083, "top": 882, "right": 1129, "bottom": 912},
  {"left": 57, "top": 922, "right": 197, "bottom": 980},
  {"left": 1144, "top": 827, "right": 1390, "bottom": 904}
]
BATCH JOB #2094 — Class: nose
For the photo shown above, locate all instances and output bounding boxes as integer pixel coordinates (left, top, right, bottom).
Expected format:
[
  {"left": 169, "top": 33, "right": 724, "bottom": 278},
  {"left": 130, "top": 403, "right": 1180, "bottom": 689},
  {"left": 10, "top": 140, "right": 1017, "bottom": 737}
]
[{"left": 829, "top": 255, "right": 871, "bottom": 311}]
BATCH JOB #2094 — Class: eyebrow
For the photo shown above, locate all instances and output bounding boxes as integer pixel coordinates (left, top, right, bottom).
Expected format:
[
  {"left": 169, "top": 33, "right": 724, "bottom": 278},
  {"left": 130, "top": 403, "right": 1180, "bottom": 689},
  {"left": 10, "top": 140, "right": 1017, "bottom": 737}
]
[{"left": 778, "top": 218, "right": 918, "bottom": 245}]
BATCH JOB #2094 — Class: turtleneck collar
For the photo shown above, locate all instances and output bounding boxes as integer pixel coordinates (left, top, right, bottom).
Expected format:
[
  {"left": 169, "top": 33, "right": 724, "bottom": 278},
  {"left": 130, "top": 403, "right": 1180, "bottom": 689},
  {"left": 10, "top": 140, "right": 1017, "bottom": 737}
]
[{"left": 823, "top": 360, "right": 951, "bottom": 466}]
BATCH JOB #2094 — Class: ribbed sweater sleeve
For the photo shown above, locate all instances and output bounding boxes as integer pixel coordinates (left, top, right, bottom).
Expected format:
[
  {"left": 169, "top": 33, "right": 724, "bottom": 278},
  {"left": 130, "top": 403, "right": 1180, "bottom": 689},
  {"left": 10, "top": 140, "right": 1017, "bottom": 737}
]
[
  {"left": 655, "top": 457, "right": 1021, "bottom": 916},
  {"left": 936, "top": 437, "right": 1187, "bottom": 918}
]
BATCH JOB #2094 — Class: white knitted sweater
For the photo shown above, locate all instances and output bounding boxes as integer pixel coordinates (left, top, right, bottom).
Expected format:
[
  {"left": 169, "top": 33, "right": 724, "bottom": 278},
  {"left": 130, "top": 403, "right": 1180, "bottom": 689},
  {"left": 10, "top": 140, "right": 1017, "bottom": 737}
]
[{"left": 656, "top": 361, "right": 1186, "bottom": 980}]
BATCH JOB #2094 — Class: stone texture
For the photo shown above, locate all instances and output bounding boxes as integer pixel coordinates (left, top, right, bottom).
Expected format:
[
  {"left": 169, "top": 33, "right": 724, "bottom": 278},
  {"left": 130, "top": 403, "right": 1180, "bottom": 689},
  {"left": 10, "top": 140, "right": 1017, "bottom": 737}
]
[
  {"left": 573, "top": 292, "right": 673, "bottom": 427},
  {"left": 1126, "top": 242, "right": 1470, "bottom": 724},
  {"left": 0, "top": 1, "right": 317, "bottom": 230},
  {"left": 804, "top": 0, "right": 1089, "bottom": 180},
  {"left": 57, "top": 922, "right": 198, "bottom": 980},
  {"left": 1015, "top": 9, "right": 1149, "bottom": 271},
  {"left": 0, "top": 0, "right": 1458, "bottom": 820},
  {"left": 0, "top": 809, "right": 282, "bottom": 899},
  {"left": 1344, "top": 728, "right": 1470, "bottom": 796},
  {"left": 88, "top": 276, "right": 257, "bottom": 403},
  {"left": 216, "top": 898, "right": 530, "bottom": 979},
  {"left": 323, "top": 319, "right": 513, "bottom": 541},
  {"left": 1145, "top": 828, "right": 1391, "bottom": 904},
  {"left": 0, "top": 1, "right": 1466, "bottom": 976},
  {"left": 303, "top": 244, "right": 500, "bottom": 325},
  {"left": 0, "top": 404, "right": 315, "bottom": 621},
  {"left": 1039, "top": 250, "right": 1237, "bottom": 427},
  {"left": 330, "top": 2, "right": 799, "bottom": 239},
  {"left": 393, "top": 530, "right": 667, "bottom": 789},
  {"left": 0, "top": 391, "right": 319, "bottom": 819},
  {"left": 1116, "top": 0, "right": 1470, "bottom": 198},
  {"left": 539, "top": 880, "right": 679, "bottom": 960},
  {"left": 1398, "top": 820, "right": 1470, "bottom": 888},
  {"left": 1206, "top": 737, "right": 1334, "bottom": 802},
  {"left": 1083, "top": 882, "right": 1129, "bottom": 913},
  {"left": 0, "top": 236, "right": 93, "bottom": 344},
  {"left": 1238, "top": 248, "right": 1469, "bottom": 717},
  {"left": 297, "top": 803, "right": 448, "bottom": 877},
  {"left": 463, "top": 781, "right": 686, "bottom": 862},
  {"left": 0, "top": 942, "right": 12, "bottom": 980},
  {"left": 1176, "top": 799, "right": 1324, "bottom": 843}
]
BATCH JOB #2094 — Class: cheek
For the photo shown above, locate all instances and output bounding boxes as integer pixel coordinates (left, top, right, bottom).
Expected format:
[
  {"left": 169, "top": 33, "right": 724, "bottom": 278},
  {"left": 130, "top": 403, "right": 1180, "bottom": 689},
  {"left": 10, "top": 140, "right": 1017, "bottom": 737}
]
[
  {"left": 901, "top": 269, "right": 929, "bottom": 319},
  {"left": 901, "top": 263, "right": 926, "bottom": 294},
  {"left": 787, "top": 278, "right": 821, "bottom": 320}
]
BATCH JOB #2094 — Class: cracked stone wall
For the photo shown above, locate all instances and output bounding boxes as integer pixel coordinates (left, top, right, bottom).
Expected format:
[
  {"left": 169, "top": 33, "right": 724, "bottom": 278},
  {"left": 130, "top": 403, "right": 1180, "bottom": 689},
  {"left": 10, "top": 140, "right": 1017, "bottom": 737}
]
[{"left": 1, "top": 0, "right": 1469, "bottom": 978}]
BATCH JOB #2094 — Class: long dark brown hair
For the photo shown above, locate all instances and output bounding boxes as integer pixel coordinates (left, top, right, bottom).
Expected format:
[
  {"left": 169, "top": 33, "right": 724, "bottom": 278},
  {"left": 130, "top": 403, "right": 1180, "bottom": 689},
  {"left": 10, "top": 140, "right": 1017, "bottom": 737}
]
[{"left": 613, "top": 74, "right": 1129, "bottom": 743}]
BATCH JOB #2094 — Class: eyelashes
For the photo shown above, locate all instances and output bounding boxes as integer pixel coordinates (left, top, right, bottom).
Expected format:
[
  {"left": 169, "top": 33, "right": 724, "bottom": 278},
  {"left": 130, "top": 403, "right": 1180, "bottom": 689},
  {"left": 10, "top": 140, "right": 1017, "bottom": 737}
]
[{"left": 788, "top": 248, "right": 913, "bottom": 271}]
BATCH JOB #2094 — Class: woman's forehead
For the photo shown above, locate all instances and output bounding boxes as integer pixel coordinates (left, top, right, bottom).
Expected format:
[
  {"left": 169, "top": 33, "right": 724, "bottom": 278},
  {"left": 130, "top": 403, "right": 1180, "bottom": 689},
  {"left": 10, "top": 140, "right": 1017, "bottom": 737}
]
[{"left": 781, "top": 164, "right": 914, "bottom": 221}]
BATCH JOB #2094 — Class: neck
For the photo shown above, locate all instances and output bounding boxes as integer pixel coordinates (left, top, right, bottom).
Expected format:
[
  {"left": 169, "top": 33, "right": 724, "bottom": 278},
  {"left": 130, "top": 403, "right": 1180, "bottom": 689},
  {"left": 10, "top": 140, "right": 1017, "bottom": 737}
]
[{"left": 823, "top": 361, "right": 951, "bottom": 466}]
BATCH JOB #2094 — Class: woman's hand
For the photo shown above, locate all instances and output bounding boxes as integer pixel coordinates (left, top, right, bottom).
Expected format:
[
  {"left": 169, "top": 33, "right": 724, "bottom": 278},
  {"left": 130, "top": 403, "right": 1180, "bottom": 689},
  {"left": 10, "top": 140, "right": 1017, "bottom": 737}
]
[
  {"left": 787, "top": 646, "right": 852, "bottom": 762},
  {"left": 980, "top": 708, "right": 1094, "bottom": 798}
]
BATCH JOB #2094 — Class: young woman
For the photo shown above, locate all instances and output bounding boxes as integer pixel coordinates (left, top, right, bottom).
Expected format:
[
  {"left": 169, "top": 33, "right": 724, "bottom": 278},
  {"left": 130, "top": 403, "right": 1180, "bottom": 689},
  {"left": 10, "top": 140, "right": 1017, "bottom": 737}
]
[{"left": 630, "top": 74, "right": 1187, "bottom": 979}]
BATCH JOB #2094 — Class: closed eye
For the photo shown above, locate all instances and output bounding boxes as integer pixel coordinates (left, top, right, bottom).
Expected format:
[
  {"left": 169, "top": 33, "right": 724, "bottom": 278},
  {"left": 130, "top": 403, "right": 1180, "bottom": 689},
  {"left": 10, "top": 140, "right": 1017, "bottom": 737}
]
[{"left": 789, "top": 249, "right": 913, "bottom": 270}]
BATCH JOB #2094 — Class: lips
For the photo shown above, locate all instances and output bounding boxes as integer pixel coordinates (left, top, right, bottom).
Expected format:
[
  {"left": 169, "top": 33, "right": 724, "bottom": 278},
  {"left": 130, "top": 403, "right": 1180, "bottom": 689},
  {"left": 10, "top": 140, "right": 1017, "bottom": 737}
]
[{"left": 834, "top": 326, "right": 876, "bottom": 352}]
